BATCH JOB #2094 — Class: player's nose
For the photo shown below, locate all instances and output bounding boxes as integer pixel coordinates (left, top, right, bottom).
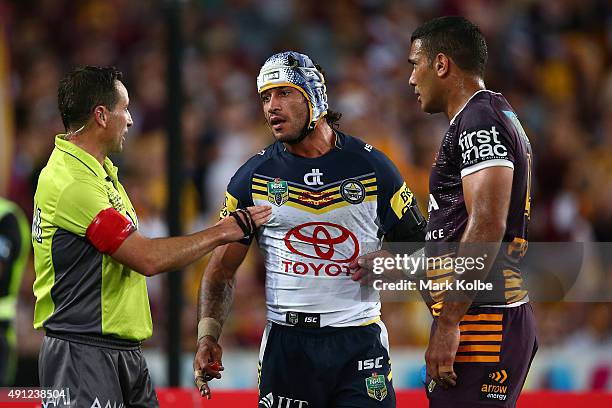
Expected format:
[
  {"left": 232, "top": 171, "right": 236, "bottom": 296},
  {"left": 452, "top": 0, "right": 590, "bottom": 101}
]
[{"left": 409, "top": 69, "right": 417, "bottom": 87}]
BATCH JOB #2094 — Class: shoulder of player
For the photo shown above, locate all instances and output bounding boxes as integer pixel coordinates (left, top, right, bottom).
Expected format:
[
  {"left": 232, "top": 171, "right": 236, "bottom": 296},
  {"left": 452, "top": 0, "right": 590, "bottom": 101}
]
[
  {"left": 339, "top": 132, "right": 386, "bottom": 161},
  {"left": 338, "top": 132, "right": 403, "bottom": 193},
  {"left": 455, "top": 90, "right": 508, "bottom": 128},
  {"left": 347, "top": 136, "right": 398, "bottom": 175}
]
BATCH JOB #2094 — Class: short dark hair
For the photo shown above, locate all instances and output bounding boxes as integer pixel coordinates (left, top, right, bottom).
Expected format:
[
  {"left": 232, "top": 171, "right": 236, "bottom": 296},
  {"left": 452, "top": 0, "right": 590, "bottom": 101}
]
[
  {"left": 58, "top": 66, "right": 123, "bottom": 131},
  {"left": 411, "top": 16, "right": 488, "bottom": 77}
]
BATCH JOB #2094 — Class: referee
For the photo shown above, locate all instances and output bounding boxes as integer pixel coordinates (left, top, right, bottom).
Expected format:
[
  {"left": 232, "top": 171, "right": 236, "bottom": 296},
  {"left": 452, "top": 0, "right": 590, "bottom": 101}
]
[
  {"left": 32, "top": 66, "right": 271, "bottom": 407},
  {"left": 0, "top": 198, "right": 29, "bottom": 386}
]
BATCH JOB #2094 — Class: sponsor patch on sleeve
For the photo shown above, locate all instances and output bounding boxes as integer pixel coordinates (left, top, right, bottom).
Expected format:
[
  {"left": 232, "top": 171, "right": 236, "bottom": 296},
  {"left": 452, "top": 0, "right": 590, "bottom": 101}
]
[
  {"left": 220, "top": 191, "right": 239, "bottom": 220},
  {"left": 459, "top": 125, "right": 510, "bottom": 168},
  {"left": 390, "top": 182, "right": 414, "bottom": 219}
]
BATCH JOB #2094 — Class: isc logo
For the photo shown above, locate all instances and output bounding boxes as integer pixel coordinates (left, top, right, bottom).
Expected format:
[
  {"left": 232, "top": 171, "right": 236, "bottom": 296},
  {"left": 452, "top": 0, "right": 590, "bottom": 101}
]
[
  {"left": 358, "top": 357, "right": 383, "bottom": 371},
  {"left": 304, "top": 316, "right": 318, "bottom": 323}
]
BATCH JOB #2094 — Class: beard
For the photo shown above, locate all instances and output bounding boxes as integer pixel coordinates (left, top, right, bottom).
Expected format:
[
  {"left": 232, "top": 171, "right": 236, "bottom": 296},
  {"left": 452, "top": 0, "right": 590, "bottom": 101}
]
[
  {"left": 283, "top": 123, "right": 312, "bottom": 145},
  {"left": 271, "top": 116, "right": 312, "bottom": 145}
]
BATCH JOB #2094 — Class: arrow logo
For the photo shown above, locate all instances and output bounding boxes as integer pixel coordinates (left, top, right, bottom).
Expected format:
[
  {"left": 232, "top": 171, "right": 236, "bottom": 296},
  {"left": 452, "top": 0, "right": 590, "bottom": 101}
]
[{"left": 488, "top": 369, "right": 508, "bottom": 384}]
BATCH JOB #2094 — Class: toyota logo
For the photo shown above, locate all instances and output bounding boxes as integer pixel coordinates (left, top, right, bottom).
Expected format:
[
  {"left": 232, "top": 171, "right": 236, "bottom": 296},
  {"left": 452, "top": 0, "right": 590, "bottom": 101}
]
[{"left": 284, "top": 222, "right": 359, "bottom": 263}]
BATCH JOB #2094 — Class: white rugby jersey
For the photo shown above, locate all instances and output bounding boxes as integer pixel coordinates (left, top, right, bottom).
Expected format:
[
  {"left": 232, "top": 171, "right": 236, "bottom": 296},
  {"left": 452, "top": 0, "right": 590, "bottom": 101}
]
[{"left": 221, "top": 132, "right": 417, "bottom": 327}]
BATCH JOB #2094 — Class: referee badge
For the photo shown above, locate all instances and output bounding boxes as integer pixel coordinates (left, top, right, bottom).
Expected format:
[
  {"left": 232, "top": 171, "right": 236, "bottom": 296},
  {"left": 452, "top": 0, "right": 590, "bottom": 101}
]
[
  {"left": 267, "top": 178, "right": 288, "bottom": 207},
  {"left": 340, "top": 179, "right": 365, "bottom": 204},
  {"left": 365, "top": 373, "right": 388, "bottom": 401}
]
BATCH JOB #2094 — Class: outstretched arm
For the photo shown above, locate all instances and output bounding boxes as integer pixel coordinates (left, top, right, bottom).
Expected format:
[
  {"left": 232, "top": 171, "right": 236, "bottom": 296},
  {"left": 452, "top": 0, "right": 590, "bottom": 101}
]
[{"left": 111, "top": 206, "right": 269, "bottom": 276}]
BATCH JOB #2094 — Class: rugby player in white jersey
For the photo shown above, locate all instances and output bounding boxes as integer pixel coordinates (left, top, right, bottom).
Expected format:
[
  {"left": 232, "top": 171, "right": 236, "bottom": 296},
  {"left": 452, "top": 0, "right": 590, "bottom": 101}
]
[{"left": 193, "top": 51, "right": 427, "bottom": 407}]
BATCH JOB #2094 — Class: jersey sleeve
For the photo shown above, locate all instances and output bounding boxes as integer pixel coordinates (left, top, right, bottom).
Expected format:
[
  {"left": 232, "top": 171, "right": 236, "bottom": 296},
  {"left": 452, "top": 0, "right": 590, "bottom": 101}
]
[
  {"left": 220, "top": 170, "right": 255, "bottom": 220},
  {"left": 219, "top": 165, "right": 256, "bottom": 245},
  {"left": 371, "top": 150, "right": 425, "bottom": 237},
  {"left": 457, "top": 106, "right": 515, "bottom": 178},
  {"left": 53, "top": 179, "right": 113, "bottom": 237}
]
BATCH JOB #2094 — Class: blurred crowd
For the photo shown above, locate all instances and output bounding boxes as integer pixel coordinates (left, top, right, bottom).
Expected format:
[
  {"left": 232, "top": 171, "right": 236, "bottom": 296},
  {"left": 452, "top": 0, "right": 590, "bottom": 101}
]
[{"left": 2, "top": 0, "right": 612, "bottom": 388}]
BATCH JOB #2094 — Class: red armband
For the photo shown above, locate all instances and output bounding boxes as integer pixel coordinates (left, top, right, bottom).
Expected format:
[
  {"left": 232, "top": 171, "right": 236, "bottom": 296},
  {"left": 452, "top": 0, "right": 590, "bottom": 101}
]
[{"left": 86, "top": 208, "right": 135, "bottom": 255}]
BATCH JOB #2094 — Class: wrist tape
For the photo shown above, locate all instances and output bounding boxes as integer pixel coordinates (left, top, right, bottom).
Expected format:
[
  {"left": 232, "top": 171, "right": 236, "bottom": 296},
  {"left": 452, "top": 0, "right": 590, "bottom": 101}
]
[{"left": 197, "top": 318, "right": 222, "bottom": 342}]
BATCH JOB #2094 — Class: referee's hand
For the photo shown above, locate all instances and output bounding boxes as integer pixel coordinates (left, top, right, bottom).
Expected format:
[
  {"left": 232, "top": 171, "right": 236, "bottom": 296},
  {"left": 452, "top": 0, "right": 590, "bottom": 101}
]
[
  {"left": 216, "top": 205, "right": 272, "bottom": 242},
  {"left": 194, "top": 336, "right": 224, "bottom": 399}
]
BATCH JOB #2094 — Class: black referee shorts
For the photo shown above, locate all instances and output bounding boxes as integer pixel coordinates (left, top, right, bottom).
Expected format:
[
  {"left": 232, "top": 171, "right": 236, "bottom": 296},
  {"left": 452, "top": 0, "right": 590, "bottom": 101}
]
[
  {"left": 39, "top": 332, "right": 159, "bottom": 408},
  {"left": 258, "top": 320, "right": 396, "bottom": 408}
]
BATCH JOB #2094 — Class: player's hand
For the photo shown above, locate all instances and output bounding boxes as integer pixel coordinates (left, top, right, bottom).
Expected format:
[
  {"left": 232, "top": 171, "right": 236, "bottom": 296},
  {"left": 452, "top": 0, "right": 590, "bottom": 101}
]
[
  {"left": 425, "top": 319, "right": 459, "bottom": 389},
  {"left": 193, "top": 336, "right": 224, "bottom": 399},
  {"left": 349, "top": 250, "right": 395, "bottom": 285},
  {"left": 216, "top": 205, "right": 272, "bottom": 242}
]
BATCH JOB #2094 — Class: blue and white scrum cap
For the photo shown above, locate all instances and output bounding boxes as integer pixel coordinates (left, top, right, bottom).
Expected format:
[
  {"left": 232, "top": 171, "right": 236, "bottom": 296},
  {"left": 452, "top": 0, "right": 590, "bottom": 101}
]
[{"left": 257, "top": 51, "right": 328, "bottom": 130}]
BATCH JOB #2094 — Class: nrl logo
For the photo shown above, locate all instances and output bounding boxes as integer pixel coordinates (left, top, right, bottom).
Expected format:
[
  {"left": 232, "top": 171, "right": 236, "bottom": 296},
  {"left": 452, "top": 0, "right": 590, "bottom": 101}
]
[
  {"left": 365, "top": 373, "right": 388, "bottom": 401},
  {"left": 287, "top": 312, "right": 299, "bottom": 325},
  {"left": 267, "top": 178, "right": 288, "bottom": 207}
]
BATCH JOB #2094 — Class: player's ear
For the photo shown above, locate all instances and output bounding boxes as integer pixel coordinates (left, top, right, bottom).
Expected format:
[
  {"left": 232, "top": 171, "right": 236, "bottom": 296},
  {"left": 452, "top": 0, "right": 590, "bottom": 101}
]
[
  {"left": 434, "top": 53, "right": 450, "bottom": 78},
  {"left": 93, "top": 106, "right": 108, "bottom": 128}
]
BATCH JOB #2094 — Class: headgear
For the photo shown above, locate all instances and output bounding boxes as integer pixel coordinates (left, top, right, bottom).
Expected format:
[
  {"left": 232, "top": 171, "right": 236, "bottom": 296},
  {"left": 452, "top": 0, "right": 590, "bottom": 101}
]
[{"left": 257, "top": 51, "right": 328, "bottom": 130}]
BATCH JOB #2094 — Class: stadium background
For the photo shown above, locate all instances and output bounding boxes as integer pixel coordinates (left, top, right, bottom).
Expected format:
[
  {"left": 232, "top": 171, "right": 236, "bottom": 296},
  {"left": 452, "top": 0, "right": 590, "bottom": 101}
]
[{"left": 1, "top": 0, "right": 611, "bottom": 406}]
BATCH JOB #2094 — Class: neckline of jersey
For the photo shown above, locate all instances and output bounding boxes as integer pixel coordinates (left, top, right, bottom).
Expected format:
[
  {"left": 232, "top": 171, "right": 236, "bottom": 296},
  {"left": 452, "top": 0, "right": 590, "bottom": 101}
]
[
  {"left": 449, "top": 89, "right": 501, "bottom": 125},
  {"left": 54, "top": 134, "right": 118, "bottom": 181},
  {"left": 280, "top": 130, "right": 344, "bottom": 161}
]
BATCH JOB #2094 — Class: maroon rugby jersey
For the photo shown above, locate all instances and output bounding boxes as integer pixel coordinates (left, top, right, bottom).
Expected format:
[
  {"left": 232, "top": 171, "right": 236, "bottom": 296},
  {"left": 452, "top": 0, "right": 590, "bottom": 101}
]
[{"left": 425, "top": 90, "right": 532, "bottom": 307}]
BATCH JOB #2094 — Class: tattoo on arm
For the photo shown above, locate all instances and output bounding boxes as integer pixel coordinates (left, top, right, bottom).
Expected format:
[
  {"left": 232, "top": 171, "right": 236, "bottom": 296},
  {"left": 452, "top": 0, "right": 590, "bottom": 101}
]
[
  {"left": 197, "top": 243, "right": 249, "bottom": 327},
  {"left": 198, "top": 272, "right": 236, "bottom": 327}
]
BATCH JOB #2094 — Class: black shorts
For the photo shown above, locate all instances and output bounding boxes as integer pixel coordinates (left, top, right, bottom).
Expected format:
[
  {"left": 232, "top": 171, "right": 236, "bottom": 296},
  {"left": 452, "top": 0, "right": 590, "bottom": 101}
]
[
  {"left": 258, "top": 320, "right": 395, "bottom": 408},
  {"left": 39, "top": 332, "right": 159, "bottom": 408},
  {"left": 425, "top": 303, "right": 538, "bottom": 408}
]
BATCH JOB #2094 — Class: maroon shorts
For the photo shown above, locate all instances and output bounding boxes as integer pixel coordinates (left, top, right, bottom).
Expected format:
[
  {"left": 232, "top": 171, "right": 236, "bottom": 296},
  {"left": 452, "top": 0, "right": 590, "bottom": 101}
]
[{"left": 426, "top": 303, "right": 538, "bottom": 407}]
